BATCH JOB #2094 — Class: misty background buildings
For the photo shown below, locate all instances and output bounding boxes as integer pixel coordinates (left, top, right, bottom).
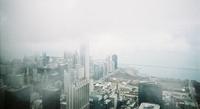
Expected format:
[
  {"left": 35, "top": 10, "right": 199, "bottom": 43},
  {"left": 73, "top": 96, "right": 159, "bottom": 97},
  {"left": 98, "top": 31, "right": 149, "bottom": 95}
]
[
  {"left": 0, "top": 0, "right": 200, "bottom": 109},
  {"left": 0, "top": 46, "right": 200, "bottom": 109},
  {"left": 0, "top": 0, "right": 199, "bottom": 73},
  {"left": 0, "top": 46, "right": 123, "bottom": 109}
]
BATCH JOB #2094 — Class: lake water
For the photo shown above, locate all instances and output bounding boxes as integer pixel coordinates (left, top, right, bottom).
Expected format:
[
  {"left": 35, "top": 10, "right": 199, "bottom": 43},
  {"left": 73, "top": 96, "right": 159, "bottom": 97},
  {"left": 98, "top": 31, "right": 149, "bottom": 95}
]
[
  {"left": 133, "top": 66, "right": 200, "bottom": 81},
  {"left": 119, "top": 51, "right": 200, "bottom": 81}
]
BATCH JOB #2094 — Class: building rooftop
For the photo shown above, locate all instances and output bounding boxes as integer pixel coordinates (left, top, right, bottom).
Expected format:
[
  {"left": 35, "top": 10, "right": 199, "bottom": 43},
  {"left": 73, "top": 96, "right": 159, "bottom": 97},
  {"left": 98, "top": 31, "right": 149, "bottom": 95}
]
[{"left": 139, "top": 103, "right": 160, "bottom": 109}]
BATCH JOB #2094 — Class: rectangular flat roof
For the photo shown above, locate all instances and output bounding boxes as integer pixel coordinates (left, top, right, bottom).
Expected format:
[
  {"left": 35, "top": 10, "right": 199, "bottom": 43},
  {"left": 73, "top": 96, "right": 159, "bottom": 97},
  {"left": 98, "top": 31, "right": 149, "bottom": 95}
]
[{"left": 139, "top": 103, "right": 160, "bottom": 109}]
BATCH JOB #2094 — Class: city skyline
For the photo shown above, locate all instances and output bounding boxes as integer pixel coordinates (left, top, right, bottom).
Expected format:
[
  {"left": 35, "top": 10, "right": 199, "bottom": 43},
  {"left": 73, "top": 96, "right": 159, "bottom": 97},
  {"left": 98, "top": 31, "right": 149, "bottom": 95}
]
[
  {"left": 0, "top": 43, "right": 200, "bottom": 109},
  {"left": 0, "top": 1, "right": 200, "bottom": 108},
  {"left": 0, "top": 0, "right": 199, "bottom": 63}
]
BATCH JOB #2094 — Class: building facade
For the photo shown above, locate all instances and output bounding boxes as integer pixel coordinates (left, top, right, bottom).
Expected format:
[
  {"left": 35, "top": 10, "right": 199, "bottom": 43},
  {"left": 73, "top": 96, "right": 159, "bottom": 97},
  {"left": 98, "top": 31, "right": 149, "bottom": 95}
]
[{"left": 139, "top": 81, "right": 162, "bottom": 106}]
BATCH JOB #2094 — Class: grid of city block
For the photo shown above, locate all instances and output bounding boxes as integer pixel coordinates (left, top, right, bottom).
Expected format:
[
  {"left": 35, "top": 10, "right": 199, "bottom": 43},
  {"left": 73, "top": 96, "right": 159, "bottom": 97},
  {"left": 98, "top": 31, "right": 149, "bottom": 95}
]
[{"left": 0, "top": 0, "right": 200, "bottom": 109}]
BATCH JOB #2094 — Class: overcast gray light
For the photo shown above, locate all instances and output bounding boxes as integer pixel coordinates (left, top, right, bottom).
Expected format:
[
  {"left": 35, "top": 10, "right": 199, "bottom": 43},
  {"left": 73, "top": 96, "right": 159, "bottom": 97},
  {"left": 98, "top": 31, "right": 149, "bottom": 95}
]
[
  {"left": 2, "top": 1, "right": 200, "bottom": 108},
  {"left": 0, "top": 0, "right": 200, "bottom": 69}
]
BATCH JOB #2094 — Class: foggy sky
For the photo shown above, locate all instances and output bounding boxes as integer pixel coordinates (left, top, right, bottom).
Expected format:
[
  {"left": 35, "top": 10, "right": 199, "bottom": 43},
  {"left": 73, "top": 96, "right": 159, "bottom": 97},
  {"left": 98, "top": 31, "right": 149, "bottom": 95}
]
[{"left": 0, "top": 0, "right": 200, "bottom": 68}]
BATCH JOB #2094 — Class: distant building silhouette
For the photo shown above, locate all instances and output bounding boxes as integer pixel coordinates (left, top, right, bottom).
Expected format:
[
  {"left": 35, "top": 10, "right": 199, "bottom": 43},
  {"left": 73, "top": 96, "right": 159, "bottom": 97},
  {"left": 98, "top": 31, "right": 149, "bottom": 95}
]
[{"left": 112, "top": 54, "right": 118, "bottom": 70}]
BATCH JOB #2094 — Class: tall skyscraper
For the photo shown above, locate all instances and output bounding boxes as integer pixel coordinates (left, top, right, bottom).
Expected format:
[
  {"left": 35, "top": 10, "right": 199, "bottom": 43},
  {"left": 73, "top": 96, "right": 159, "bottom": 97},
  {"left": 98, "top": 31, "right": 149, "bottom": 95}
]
[
  {"left": 64, "top": 69, "right": 90, "bottom": 109},
  {"left": 139, "top": 81, "right": 162, "bottom": 106},
  {"left": 64, "top": 69, "right": 74, "bottom": 109},
  {"left": 64, "top": 46, "right": 90, "bottom": 109},
  {"left": 112, "top": 54, "right": 118, "bottom": 70},
  {"left": 80, "top": 45, "right": 89, "bottom": 80},
  {"left": 106, "top": 56, "right": 112, "bottom": 73},
  {"left": 42, "top": 52, "right": 49, "bottom": 66}
]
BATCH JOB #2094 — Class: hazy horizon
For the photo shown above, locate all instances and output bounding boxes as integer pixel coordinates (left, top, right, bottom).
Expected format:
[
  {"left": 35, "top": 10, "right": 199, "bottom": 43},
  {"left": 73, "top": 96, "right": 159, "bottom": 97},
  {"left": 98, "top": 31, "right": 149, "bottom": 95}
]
[{"left": 0, "top": 0, "right": 200, "bottom": 79}]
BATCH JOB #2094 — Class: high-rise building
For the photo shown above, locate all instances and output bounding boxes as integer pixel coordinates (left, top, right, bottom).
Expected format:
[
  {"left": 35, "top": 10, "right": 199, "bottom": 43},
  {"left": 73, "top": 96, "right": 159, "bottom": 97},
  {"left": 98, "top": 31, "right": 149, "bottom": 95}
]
[
  {"left": 5, "top": 86, "right": 31, "bottom": 109},
  {"left": 106, "top": 56, "right": 112, "bottom": 73},
  {"left": 93, "top": 64, "right": 104, "bottom": 80},
  {"left": 63, "top": 46, "right": 90, "bottom": 109},
  {"left": 42, "top": 52, "right": 49, "bottom": 66},
  {"left": 138, "top": 81, "right": 162, "bottom": 106},
  {"left": 73, "top": 80, "right": 90, "bottom": 109},
  {"left": 80, "top": 45, "right": 89, "bottom": 80},
  {"left": 112, "top": 54, "right": 118, "bottom": 70},
  {"left": 42, "top": 87, "right": 61, "bottom": 109},
  {"left": 64, "top": 69, "right": 90, "bottom": 109}
]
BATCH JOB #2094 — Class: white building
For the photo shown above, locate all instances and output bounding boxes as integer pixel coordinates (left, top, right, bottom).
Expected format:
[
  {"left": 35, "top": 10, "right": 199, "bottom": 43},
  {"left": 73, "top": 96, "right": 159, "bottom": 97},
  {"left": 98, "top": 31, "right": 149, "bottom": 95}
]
[{"left": 139, "top": 103, "right": 160, "bottom": 109}]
